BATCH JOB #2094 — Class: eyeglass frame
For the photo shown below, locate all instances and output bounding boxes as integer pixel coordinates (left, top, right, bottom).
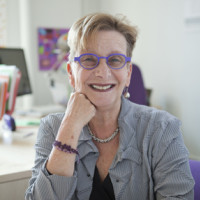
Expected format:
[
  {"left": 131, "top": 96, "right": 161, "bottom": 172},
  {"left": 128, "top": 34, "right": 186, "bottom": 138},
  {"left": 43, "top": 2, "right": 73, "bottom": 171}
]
[{"left": 74, "top": 53, "right": 131, "bottom": 70}]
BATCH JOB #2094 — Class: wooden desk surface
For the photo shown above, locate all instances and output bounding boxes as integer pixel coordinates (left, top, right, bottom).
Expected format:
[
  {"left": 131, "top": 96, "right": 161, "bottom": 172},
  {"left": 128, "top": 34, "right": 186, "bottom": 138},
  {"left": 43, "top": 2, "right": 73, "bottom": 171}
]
[{"left": 0, "top": 125, "right": 38, "bottom": 183}]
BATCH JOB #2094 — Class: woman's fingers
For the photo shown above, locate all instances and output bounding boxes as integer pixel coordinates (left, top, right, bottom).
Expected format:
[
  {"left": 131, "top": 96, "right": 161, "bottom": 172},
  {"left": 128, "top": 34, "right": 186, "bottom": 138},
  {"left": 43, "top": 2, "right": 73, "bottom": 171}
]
[{"left": 64, "top": 92, "right": 96, "bottom": 128}]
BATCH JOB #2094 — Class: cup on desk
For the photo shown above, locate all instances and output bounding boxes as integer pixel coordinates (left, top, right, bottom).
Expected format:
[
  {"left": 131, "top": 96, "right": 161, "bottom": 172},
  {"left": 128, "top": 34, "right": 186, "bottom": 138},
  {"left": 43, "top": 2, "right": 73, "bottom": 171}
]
[
  {"left": 0, "top": 115, "right": 14, "bottom": 144},
  {"left": 2, "top": 129, "right": 13, "bottom": 144}
]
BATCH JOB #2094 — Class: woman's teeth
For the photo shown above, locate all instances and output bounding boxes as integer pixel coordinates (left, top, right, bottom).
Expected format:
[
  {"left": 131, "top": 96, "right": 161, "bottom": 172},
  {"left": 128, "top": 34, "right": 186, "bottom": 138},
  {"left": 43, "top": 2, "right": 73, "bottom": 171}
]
[{"left": 91, "top": 85, "right": 113, "bottom": 90}]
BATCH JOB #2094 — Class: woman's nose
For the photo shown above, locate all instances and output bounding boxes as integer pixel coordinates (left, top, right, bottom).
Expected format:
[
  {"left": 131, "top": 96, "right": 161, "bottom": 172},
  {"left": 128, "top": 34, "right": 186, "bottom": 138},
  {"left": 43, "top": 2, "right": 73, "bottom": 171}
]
[{"left": 94, "top": 59, "right": 112, "bottom": 78}]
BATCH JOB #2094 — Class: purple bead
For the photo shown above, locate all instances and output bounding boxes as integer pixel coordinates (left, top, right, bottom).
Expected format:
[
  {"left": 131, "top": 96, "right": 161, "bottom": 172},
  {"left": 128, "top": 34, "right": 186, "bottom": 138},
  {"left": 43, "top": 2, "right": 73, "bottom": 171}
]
[
  {"left": 66, "top": 145, "right": 70, "bottom": 151},
  {"left": 53, "top": 140, "right": 79, "bottom": 159}
]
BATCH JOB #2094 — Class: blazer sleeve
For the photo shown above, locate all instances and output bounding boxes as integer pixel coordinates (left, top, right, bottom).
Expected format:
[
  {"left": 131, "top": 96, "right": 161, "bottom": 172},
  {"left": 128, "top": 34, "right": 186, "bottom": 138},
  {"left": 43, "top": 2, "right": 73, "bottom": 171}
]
[
  {"left": 152, "top": 118, "right": 194, "bottom": 199},
  {"left": 25, "top": 116, "right": 77, "bottom": 200}
]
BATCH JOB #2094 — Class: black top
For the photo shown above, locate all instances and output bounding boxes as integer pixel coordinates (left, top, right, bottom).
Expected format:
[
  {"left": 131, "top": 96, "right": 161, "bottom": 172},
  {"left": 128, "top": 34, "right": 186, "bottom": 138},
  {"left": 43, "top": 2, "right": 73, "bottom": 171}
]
[{"left": 89, "top": 166, "right": 115, "bottom": 200}]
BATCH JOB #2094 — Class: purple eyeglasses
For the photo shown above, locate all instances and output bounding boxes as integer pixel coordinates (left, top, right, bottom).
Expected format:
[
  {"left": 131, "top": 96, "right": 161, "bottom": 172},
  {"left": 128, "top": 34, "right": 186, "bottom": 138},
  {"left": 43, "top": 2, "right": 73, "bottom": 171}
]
[{"left": 74, "top": 53, "right": 131, "bottom": 70}]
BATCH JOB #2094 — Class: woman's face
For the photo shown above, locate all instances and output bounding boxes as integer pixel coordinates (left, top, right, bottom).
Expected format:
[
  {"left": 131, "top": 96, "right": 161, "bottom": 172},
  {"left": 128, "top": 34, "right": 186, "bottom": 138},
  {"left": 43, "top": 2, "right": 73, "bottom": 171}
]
[{"left": 68, "top": 30, "right": 132, "bottom": 110}]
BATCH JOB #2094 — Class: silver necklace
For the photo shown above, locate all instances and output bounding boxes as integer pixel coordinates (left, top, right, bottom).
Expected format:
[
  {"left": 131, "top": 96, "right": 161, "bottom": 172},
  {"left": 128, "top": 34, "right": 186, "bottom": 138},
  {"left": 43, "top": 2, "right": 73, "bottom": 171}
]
[{"left": 87, "top": 125, "right": 119, "bottom": 143}]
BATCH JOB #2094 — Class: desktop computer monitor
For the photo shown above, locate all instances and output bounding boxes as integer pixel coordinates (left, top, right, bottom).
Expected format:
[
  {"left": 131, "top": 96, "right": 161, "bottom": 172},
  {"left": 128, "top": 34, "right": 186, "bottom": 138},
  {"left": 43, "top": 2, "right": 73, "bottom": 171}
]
[{"left": 0, "top": 48, "right": 32, "bottom": 96}]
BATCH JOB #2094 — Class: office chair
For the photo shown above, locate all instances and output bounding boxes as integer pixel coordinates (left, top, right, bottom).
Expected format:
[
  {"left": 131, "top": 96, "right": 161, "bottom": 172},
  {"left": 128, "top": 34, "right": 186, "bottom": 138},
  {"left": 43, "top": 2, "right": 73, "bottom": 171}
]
[
  {"left": 128, "top": 63, "right": 149, "bottom": 106},
  {"left": 189, "top": 159, "right": 200, "bottom": 200}
]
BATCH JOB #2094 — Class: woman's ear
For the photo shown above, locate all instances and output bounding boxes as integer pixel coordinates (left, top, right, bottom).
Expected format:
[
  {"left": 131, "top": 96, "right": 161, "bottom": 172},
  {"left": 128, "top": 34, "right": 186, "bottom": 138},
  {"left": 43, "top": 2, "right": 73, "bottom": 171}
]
[
  {"left": 125, "top": 63, "right": 132, "bottom": 87},
  {"left": 67, "top": 62, "right": 75, "bottom": 88}
]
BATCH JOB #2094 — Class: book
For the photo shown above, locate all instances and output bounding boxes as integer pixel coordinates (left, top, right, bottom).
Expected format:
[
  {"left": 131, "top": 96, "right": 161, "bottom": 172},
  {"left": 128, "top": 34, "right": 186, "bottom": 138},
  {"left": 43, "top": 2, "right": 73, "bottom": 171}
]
[
  {"left": 0, "top": 77, "right": 9, "bottom": 119},
  {"left": 6, "top": 71, "right": 21, "bottom": 115},
  {"left": 0, "top": 82, "right": 5, "bottom": 119},
  {"left": 0, "top": 65, "right": 21, "bottom": 118},
  {"left": 0, "top": 65, "right": 19, "bottom": 111}
]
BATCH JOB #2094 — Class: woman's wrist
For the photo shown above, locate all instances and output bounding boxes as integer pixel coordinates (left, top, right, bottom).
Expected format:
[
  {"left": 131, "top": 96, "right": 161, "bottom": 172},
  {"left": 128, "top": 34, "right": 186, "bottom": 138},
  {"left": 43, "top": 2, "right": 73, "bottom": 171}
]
[
  {"left": 57, "top": 121, "right": 82, "bottom": 146},
  {"left": 46, "top": 145, "right": 77, "bottom": 177}
]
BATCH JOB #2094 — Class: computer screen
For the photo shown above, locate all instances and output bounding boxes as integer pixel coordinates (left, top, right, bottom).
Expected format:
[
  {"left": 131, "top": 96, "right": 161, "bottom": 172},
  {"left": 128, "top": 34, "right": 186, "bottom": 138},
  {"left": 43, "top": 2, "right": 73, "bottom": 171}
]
[{"left": 0, "top": 48, "right": 32, "bottom": 96}]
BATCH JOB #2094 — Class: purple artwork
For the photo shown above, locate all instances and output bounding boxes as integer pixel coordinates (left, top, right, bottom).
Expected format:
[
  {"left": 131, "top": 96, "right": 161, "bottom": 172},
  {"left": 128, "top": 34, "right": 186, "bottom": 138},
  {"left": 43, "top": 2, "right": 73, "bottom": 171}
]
[{"left": 38, "top": 27, "right": 69, "bottom": 71}]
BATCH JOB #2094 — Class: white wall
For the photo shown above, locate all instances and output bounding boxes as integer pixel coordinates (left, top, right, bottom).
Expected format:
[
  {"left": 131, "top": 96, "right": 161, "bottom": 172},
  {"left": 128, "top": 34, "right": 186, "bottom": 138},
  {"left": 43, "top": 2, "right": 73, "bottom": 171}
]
[
  {"left": 5, "top": 0, "right": 21, "bottom": 47},
  {"left": 98, "top": 0, "right": 200, "bottom": 160}
]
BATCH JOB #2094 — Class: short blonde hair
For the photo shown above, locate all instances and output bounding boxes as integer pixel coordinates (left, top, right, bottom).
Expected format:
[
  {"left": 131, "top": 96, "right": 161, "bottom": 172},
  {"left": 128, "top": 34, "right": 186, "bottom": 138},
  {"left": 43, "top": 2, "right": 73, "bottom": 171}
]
[{"left": 67, "top": 13, "right": 138, "bottom": 62}]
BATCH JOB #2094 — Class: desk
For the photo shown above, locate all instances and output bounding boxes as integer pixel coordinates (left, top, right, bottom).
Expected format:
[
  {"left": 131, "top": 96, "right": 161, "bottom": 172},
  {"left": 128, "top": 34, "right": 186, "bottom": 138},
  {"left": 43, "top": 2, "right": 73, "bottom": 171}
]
[{"left": 0, "top": 124, "right": 38, "bottom": 200}]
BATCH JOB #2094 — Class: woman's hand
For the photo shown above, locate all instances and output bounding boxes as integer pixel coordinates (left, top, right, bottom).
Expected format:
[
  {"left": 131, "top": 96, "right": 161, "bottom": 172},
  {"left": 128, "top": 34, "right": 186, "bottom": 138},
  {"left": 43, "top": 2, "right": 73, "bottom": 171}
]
[
  {"left": 46, "top": 92, "right": 96, "bottom": 176},
  {"left": 65, "top": 92, "right": 96, "bottom": 131},
  {"left": 56, "top": 92, "right": 96, "bottom": 143},
  {"left": 58, "top": 92, "right": 96, "bottom": 140}
]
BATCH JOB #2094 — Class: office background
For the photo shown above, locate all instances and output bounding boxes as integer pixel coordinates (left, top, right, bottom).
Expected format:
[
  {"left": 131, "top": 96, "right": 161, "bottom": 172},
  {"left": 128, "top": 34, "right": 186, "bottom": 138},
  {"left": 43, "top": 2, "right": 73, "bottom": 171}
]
[{"left": 3, "top": 0, "right": 200, "bottom": 160}]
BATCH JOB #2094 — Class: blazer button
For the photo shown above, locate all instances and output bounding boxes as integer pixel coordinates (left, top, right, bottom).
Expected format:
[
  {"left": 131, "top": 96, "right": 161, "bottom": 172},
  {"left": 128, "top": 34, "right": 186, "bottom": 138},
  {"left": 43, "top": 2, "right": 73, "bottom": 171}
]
[
  {"left": 116, "top": 179, "right": 119, "bottom": 183},
  {"left": 87, "top": 174, "right": 90, "bottom": 177}
]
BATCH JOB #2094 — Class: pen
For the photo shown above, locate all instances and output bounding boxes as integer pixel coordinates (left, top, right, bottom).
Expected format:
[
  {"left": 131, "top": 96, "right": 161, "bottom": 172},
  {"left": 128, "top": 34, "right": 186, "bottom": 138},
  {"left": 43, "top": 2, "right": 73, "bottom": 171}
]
[{"left": 23, "top": 132, "right": 34, "bottom": 138}]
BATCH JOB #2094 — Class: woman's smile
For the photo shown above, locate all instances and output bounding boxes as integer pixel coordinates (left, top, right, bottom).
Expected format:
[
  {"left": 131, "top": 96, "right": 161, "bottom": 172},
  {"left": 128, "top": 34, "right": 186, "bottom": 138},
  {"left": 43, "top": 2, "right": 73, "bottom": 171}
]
[{"left": 89, "top": 84, "right": 115, "bottom": 92}]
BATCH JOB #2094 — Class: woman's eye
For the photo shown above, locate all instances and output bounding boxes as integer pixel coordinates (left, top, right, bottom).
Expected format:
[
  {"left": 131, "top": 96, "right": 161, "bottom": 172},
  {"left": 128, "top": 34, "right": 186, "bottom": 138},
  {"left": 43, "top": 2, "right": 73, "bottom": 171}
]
[
  {"left": 111, "top": 58, "right": 120, "bottom": 62},
  {"left": 82, "top": 56, "right": 96, "bottom": 62},
  {"left": 109, "top": 56, "right": 122, "bottom": 63},
  {"left": 85, "top": 57, "right": 93, "bottom": 61}
]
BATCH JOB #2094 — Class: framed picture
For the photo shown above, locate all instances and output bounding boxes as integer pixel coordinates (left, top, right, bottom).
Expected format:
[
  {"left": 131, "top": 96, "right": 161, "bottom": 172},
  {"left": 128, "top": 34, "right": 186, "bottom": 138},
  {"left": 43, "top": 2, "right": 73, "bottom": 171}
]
[{"left": 38, "top": 27, "right": 69, "bottom": 71}]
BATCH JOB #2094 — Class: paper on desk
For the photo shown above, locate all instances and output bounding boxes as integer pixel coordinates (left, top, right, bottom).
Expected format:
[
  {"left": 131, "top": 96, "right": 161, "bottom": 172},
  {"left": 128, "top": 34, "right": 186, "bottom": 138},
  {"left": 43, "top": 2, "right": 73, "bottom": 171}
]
[{"left": 15, "top": 118, "right": 40, "bottom": 127}]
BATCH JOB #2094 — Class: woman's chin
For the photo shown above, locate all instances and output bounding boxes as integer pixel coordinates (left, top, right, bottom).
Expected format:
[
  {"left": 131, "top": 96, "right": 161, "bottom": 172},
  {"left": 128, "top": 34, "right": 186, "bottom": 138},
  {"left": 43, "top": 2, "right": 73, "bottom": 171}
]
[{"left": 90, "top": 96, "right": 120, "bottom": 110}]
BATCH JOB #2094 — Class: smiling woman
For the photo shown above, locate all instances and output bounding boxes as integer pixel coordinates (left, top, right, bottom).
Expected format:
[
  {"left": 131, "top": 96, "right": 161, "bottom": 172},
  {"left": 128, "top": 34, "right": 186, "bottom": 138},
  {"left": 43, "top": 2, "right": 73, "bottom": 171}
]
[
  {"left": 25, "top": 13, "right": 194, "bottom": 200},
  {"left": 68, "top": 30, "right": 132, "bottom": 109}
]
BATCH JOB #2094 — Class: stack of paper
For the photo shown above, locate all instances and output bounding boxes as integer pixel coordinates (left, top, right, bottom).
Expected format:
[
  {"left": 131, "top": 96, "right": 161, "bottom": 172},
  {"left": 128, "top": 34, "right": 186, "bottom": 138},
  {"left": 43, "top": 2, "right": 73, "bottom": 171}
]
[{"left": 0, "top": 65, "right": 21, "bottom": 119}]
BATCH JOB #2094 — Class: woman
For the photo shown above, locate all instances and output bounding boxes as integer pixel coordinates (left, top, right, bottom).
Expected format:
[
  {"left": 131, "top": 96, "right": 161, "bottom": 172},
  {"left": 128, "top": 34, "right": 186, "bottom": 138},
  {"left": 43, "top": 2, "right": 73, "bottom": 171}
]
[{"left": 26, "top": 13, "right": 194, "bottom": 200}]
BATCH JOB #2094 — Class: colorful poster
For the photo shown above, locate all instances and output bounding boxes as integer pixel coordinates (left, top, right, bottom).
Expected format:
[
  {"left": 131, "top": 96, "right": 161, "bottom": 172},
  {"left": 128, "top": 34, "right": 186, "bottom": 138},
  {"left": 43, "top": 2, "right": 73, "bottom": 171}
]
[{"left": 38, "top": 27, "right": 69, "bottom": 71}]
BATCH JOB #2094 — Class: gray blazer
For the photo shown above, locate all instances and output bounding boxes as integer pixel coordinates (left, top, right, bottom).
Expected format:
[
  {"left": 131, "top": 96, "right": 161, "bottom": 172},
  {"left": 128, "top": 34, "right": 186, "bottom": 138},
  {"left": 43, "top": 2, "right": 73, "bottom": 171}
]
[{"left": 26, "top": 97, "right": 194, "bottom": 200}]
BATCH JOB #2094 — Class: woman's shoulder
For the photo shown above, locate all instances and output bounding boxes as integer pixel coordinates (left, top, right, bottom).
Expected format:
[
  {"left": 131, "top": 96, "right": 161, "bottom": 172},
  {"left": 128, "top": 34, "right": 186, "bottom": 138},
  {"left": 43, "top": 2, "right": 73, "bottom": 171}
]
[
  {"left": 41, "top": 112, "right": 65, "bottom": 122},
  {"left": 121, "top": 98, "right": 181, "bottom": 131},
  {"left": 121, "top": 99, "right": 183, "bottom": 154},
  {"left": 39, "top": 112, "right": 65, "bottom": 132}
]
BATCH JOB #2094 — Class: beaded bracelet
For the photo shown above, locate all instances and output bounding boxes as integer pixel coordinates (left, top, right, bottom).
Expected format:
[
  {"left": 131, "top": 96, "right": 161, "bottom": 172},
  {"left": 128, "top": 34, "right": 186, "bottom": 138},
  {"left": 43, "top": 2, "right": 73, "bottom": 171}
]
[{"left": 53, "top": 140, "right": 79, "bottom": 158}]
